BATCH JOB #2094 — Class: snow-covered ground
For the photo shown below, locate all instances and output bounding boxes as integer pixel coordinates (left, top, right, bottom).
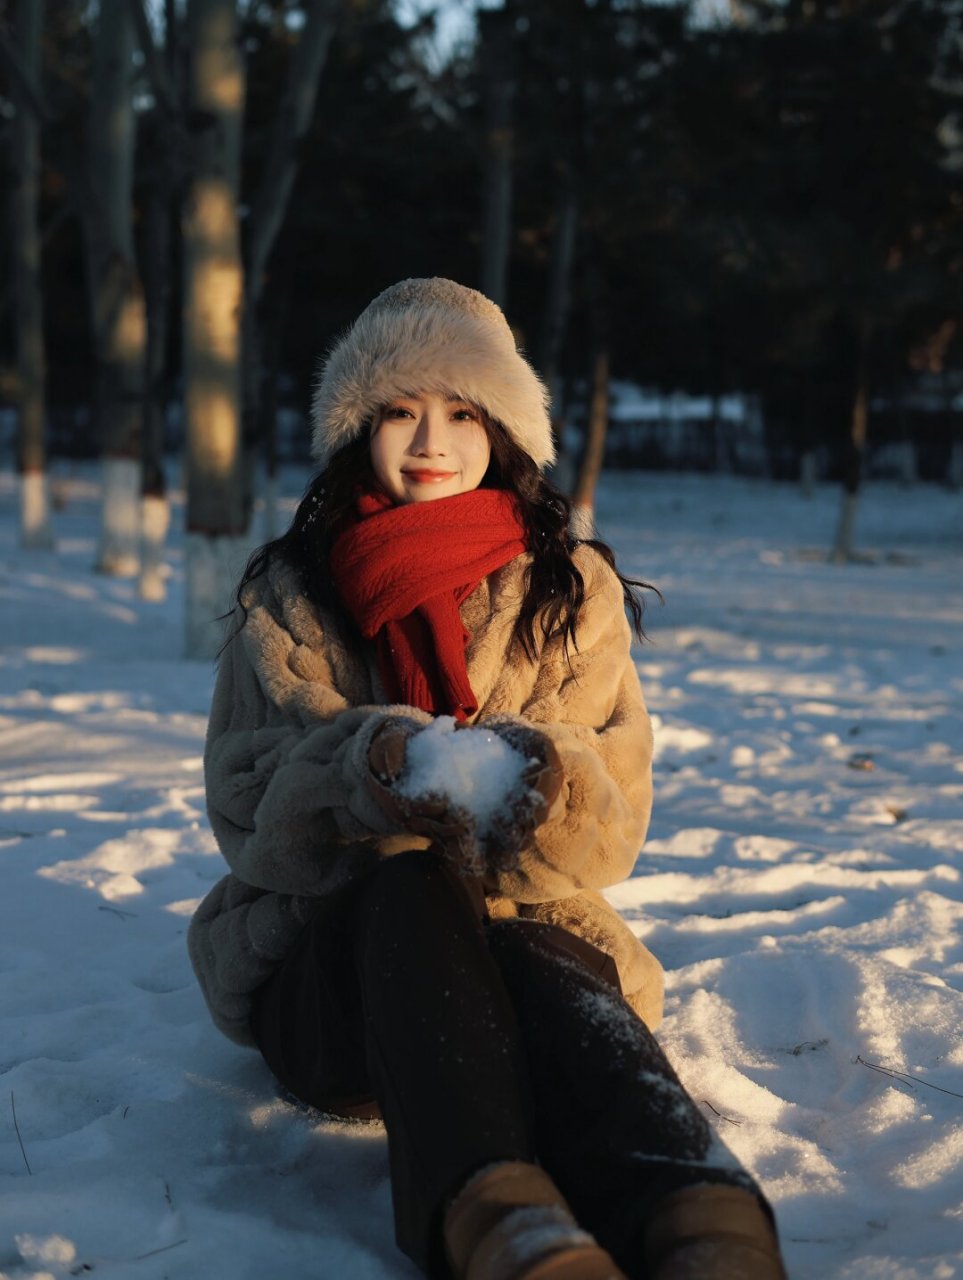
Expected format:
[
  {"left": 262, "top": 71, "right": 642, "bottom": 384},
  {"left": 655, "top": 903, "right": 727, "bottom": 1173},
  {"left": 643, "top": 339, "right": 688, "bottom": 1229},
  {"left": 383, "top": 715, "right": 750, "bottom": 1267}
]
[{"left": 1, "top": 465, "right": 961, "bottom": 1280}]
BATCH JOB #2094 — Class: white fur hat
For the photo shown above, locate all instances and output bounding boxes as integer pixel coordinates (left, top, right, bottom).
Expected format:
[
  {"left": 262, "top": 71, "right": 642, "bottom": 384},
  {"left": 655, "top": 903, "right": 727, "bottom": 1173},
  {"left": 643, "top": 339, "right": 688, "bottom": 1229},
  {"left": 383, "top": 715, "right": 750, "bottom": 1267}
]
[{"left": 311, "top": 277, "right": 555, "bottom": 470}]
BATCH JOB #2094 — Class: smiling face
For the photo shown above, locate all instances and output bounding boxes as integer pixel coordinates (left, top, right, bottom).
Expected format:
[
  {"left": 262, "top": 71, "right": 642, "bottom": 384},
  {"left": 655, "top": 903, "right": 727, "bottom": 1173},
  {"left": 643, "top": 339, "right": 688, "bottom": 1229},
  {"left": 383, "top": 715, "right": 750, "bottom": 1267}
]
[{"left": 369, "top": 392, "right": 493, "bottom": 505}]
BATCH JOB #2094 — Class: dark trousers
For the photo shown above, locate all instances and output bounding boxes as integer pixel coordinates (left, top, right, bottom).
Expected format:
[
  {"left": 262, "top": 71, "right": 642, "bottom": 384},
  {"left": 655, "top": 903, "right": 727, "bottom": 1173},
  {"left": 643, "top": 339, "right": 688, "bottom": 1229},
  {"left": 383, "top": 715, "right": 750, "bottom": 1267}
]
[{"left": 250, "top": 850, "right": 758, "bottom": 1279}]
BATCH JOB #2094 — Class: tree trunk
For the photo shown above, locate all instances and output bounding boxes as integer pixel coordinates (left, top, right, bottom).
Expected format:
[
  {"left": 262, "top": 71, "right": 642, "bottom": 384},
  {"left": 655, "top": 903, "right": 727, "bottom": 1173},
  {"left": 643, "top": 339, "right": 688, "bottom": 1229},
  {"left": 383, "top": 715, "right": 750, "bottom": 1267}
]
[
  {"left": 138, "top": 142, "right": 173, "bottom": 601},
  {"left": 571, "top": 243, "right": 609, "bottom": 535},
  {"left": 539, "top": 168, "right": 578, "bottom": 490},
  {"left": 948, "top": 380, "right": 963, "bottom": 489},
  {"left": 246, "top": 0, "right": 341, "bottom": 297},
  {"left": 478, "top": 7, "right": 517, "bottom": 308},
  {"left": 258, "top": 250, "right": 295, "bottom": 542},
  {"left": 712, "top": 391, "right": 729, "bottom": 474},
  {"left": 895, "top": 386, "right": 917, "bottom": 487},
  {"left": 135, "top": 0, "right": 182, "bottom": 602},
  {"left": 798, "top": 379, "right": 818, "bottom": 497},
  {"left": 830, "top": 327, "right": 871, "bottom": 564},
  {"left": 13, "top": 0, "right": 54, "bottom": 550},
  {"left": 87, "top": 0, "right": 147, "bottom": 576},
  {"left": 183, "top": 0, "right": 248, "bottom": 659},
  {"left": 240, "top": 0, "right": 342, "bottom": 529},
  {"left": 949, "top": 439, "right": 963, "bottom": 490},
  {"left": 799, "top": 450, "right": 817, "bottom": 498},
  {"left": 571, "top": 347, "right": 609, "bottom": 539}
]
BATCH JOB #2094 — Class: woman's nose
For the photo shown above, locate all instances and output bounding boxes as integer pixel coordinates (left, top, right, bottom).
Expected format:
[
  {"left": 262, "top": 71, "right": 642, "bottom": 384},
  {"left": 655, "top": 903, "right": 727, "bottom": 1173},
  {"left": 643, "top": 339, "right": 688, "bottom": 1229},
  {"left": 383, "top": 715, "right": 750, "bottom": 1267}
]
[{"left": 411, "top": 406, "right": 448, "bottom": 455}]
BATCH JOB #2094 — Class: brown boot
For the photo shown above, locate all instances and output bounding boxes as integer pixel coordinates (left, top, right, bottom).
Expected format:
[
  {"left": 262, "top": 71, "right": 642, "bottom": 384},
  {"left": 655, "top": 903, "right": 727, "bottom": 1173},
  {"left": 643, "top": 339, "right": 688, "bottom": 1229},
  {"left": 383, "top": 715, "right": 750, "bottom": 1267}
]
[
  {"left": 644, "top": 1185, "right": 788, "bottom": 1280},
  {"left": 444, "top": 1161, "right": 629, "bottom": 1280}
]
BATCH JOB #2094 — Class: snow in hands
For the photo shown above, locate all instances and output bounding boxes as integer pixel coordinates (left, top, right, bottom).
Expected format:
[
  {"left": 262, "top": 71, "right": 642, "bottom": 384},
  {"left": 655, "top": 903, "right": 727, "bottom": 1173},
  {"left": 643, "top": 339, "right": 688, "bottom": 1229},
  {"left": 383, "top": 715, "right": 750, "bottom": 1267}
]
[{"left": 397, "top": 715, "right": 533, "bottom": 835}]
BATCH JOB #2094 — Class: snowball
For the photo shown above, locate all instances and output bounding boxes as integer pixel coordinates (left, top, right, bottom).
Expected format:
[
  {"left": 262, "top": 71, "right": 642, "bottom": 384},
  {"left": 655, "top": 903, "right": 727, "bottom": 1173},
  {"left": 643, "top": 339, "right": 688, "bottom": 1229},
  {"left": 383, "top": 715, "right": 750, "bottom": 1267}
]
[{"left": 397, "top": 717, "right": 530, "bottom": 830}]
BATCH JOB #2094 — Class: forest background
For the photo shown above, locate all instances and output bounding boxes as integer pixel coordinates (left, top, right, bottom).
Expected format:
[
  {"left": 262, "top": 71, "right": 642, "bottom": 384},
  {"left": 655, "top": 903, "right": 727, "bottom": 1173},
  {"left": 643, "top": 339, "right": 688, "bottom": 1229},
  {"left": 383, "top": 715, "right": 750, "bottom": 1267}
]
[{"left": 1, "top": 0, "right": 962, "bottom": 655}]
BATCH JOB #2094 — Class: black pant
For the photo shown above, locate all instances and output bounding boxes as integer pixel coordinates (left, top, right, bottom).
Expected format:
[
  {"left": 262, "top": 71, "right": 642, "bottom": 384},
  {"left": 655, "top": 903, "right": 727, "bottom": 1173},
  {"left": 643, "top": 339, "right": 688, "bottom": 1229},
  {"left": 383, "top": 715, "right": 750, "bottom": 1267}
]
[{"left": 250, "top": 850, "right": 758, "bottom": 1279}]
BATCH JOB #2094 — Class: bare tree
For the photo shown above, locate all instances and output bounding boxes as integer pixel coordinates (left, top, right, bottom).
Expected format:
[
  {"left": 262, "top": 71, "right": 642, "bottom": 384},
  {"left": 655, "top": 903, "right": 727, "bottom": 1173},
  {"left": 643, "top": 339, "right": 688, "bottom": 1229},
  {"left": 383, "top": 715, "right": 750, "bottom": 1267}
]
[
  {"left": 86, "top": 0, "right": 148, "bottom": 576},
  {"left": 538, "top": 165, "right": 578, "bottom": 492},
  {"left": 138, "top": 127, "right": 174, "bottom": 601},
  {"left": 182, "top": 0, "right": 248, "bottom": 659},
  {"left": 130, "top": 0, "right": 181, "bottom": 601},
  {"left": 571, "top": 349, "right": 608, "bottom": 539},
  {"left": 571, "top": 239, "right": 609, "bottom": 535},
  {"left": 241, "top": 0, "right": 343, "bottom": 533},
  {"left": 830, "top": 319, "right": 872, "bottom": 563},
  {"left": 11, "top": 0, "right": 54, "bottom": 550},
  {"left": 478, "top": 5, "right": 517, "bottom": 308}
]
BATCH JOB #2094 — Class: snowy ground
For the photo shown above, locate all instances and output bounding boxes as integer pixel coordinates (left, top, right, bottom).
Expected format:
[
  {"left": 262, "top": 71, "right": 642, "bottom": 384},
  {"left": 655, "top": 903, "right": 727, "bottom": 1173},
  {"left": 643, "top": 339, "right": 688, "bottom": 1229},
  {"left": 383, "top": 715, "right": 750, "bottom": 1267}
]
[{"left": 1, "top": 465, "right": 961, "bottom": 1280}]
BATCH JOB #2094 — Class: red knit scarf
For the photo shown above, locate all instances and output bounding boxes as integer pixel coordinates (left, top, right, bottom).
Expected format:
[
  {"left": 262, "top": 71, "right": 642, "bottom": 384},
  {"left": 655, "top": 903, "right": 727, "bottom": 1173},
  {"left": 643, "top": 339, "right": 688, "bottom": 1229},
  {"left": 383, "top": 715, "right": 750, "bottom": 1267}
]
[{"left": 329, "top": 489, "right": 527, "bottom": 720}]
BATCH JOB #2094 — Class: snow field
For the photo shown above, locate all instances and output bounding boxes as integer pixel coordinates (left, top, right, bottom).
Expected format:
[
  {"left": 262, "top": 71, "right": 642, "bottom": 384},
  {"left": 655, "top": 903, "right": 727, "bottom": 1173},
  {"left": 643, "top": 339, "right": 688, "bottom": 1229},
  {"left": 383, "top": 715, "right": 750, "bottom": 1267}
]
[{"left": 0, "top": 466, "right": 961, "bottom": 1279}]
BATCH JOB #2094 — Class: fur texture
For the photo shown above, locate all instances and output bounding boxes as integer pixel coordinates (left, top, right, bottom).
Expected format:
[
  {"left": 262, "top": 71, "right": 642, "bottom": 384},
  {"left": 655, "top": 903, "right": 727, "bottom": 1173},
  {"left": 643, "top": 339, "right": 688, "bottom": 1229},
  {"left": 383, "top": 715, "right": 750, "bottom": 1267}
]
[
  {"left": 311, "top": 278, "right": 555, "bottom": 469},
  {"left": 189, "top": 545, "right": 662, "bottom": 1044}
]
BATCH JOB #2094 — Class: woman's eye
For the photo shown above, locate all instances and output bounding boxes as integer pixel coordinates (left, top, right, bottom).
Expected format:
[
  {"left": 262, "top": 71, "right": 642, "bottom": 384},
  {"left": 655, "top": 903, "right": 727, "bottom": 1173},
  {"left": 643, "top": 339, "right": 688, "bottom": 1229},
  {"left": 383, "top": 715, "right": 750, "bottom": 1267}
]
[
  {"left": 383, "top": 406, "right": 413, "bottom": 420},
  {"left": 451, "top": 409, "right": 477, "bottom": 422}
]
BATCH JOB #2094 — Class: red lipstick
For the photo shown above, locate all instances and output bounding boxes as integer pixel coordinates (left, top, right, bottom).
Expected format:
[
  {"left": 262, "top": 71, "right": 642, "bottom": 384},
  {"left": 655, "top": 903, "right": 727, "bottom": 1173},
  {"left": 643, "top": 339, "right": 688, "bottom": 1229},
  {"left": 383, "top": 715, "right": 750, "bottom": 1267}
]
[{"left": 404, "top": 469, "right": 456, "bottom": 482}]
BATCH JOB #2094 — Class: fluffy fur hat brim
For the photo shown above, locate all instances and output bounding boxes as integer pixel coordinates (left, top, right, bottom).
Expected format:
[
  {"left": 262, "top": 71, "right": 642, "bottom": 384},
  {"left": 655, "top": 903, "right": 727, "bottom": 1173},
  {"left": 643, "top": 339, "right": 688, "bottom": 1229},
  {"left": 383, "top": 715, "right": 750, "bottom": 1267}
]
[{"left": 311, "top": 279, "right": 555, "bottom": 470}]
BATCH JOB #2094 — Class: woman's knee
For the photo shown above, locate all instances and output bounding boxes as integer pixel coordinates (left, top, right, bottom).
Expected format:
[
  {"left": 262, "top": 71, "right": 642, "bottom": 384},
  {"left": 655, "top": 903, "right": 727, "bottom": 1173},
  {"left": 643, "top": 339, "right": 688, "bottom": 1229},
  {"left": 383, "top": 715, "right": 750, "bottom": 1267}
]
[
  {"left": 487, "top": 918, "right": 622, "bottom": 993},
  {"left": 358, "top": 848, "right": 485, "bottom": 922}
]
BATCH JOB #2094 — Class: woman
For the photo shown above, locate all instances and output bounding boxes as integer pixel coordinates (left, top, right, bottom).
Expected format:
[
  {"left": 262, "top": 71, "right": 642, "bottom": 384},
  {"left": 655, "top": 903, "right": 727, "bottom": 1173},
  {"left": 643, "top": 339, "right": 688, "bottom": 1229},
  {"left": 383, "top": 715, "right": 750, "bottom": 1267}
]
[{"left": 188, "top": 278, "right": 787, "bottom": 1280}]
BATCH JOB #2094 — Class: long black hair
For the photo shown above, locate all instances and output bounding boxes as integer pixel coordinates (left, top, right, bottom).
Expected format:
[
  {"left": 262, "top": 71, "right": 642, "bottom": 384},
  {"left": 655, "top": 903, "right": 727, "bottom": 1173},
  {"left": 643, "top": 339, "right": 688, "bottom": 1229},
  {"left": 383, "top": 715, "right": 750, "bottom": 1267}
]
[{"left": 227, "top": 415, "right": 659, "bottom": 660}]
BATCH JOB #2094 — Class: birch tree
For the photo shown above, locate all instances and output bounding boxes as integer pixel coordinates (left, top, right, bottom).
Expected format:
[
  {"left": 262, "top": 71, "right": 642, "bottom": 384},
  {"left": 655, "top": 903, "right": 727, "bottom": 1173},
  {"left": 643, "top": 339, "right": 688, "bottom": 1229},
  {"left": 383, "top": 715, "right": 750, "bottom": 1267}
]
[
  {"left": 571, "top": 244, "right": 609, "bottom": 537},
  {"left": 129, "top": 0, "right": 181, "bottom": 601},
  {"left": 183, "top": 0, "right": 247, "bottom": 659},
  {"left": 11, "top": 0, "right": 54, "bottom": 550},
  {"left": 139, "top": 113, "right": 173, "bottom": 601},
  {"left": 478, "top": 5, "right": 517, "bottom": 309},
  {"left": 830, "top": 320, "right": 872, "bottom": 563},
  {"left": 241, "top": 0, "right": 342, "bottom": 537},
  {"left": 86, "top": 0, "right": 147, "bottom": 576}
]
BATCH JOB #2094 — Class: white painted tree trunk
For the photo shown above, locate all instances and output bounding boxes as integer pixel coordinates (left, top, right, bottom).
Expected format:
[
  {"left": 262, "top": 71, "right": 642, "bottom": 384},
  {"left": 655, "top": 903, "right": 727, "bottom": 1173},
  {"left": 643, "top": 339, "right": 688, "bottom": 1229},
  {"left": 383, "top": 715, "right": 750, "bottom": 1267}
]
[
  {"left": 183, "top": 0, "right": 247, "bottom": 659},
  {"left": 713, "top": 395, "right": 729, "bottom": 473},
  {"left": 896, "top": 439, "right": 917, "bottom": 486},
  {"left": 185, "top": 533, "right": 251, "bottom": 657},
  {"left": 88, "top": 0, "right": 147, "bottom": 575},
  {"left": 572, "top": 345, "right": 609, "bottom": 531},
  {"left": 831, "top": 326, "right": 870, "bottom": 564},
  {"left": 13, "top": 0, "right": 53, "bottom": 551},
  {"left": 138, "top": 492, "right": 171, "bottom": 601},
  {"left": 831, "top": 491, "right": 860, "bottom": 565},
  {"left": 949, "top": 440, "right": 963, "bottom": 490},
  {"left": 799, "top": 450, "right": 817, "bottom": 498},
  {"left": 98, "top": 457, "right": 141, "bottom": 575},
  {"left": 20, "top": 472, "right": 55, "bottom": 549}
]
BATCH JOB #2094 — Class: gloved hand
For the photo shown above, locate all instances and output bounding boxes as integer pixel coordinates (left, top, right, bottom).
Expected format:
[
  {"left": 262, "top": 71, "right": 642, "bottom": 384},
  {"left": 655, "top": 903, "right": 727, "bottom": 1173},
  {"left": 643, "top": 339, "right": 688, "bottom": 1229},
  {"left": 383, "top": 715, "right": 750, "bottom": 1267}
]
[
  {"left": 480, "top": 723, "right": 563, "bottom": 870},
  {"left": 367, "top": 717, "right": 478, "bottom": 865},
  {"left": 367, "top": 716, "right": 418, "bottom": 788},
  {"left": 366, "top": 718, "right": 563, "bottom": 877}
]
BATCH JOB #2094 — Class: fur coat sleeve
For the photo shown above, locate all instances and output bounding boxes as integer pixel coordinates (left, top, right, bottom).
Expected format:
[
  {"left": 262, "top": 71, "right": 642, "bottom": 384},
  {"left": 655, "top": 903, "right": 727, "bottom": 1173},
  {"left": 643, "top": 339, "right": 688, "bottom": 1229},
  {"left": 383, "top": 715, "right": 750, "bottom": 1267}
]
[
  {"left": 478, "top": 544, "right": 653, "bottom": 905},
  {"left": 203, "top": 564, "right": 433, "bottom": 898}
]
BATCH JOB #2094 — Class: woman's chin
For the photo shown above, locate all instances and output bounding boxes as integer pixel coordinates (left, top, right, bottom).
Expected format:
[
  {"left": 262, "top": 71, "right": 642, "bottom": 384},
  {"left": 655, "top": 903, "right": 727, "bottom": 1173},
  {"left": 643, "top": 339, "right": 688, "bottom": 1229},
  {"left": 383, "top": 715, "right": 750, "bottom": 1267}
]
[{"left": 402, "top": 479, "right": 463, "bottom": 503}]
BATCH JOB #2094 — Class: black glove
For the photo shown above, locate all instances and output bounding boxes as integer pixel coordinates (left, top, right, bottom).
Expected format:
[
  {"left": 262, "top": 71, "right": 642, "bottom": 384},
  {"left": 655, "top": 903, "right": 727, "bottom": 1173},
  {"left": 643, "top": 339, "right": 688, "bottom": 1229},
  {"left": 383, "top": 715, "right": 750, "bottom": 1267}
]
[
  {"left": 366, "top": 718, "right": 563, "bottom": 876},
  {"left": 478, "top": 724, "right": 563, "bottom": 871},
  {"left": 367, "top": 718, "right": 479, "bottom": 866}
]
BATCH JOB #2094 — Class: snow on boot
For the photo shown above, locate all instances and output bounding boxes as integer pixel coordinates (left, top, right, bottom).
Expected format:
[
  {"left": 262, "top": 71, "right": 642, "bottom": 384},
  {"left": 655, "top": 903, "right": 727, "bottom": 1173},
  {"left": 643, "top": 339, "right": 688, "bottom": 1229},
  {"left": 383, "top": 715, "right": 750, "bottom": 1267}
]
[
  {"left": 644, "top": 1184, "right": 788, "bottom": 1280},
  {"left": 444, "top": 1161, "right": 628, "bottom": 1280}
]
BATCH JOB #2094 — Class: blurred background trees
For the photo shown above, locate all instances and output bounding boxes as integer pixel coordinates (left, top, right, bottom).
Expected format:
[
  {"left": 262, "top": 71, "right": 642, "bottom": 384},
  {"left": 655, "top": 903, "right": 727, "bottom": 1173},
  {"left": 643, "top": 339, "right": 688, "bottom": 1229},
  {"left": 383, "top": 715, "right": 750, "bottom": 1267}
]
[{"left": 1, "top": 0, "right": 961, "bottom": 651}]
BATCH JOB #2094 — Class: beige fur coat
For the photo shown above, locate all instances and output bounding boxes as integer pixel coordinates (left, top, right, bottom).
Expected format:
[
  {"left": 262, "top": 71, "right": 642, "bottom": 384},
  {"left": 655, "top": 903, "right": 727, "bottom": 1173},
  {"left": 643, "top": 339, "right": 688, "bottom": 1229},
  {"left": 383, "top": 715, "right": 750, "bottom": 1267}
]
[{"left": 188, "top": 543, "right": 663, "bottom": 1045}]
